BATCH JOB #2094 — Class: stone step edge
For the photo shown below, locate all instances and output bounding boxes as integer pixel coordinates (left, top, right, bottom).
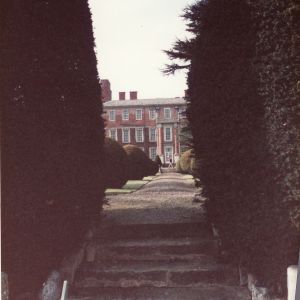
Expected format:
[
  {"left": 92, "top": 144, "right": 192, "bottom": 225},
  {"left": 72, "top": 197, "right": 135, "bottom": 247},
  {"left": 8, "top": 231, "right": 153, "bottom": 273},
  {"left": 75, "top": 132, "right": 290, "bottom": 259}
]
[{"left": 68, "top": 284, "right": 250, "bottom": 300}]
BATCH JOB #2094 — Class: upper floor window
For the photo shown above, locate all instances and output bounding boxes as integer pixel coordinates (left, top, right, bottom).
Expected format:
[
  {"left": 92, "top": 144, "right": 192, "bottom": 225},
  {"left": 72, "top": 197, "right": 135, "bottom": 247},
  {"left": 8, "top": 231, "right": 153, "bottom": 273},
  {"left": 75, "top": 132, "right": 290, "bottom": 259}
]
[
  {"left": 149, "top": 109, "right": 156, "bottom": 120},
  {"left": 179, "top": 107, "right": 185, "bottom": 119},
  {"left": 108, "top": 110, "right": 115, "bottom": 121},
  {"left": 164, "top": 107, "right": 171, "bottom": 119},
  {"left": 135, "top": 127, "right": 144, "bottom": 142},
  {"left": 136, "top": 109, "right": 143, "bottom": 120},
  {"left": 122, "top": 128, "right": 130, "bottom": 143},
  {"left": 149, "top": 128, "right": 156, "bottom": 142},
  {"left": 164, "top": 126, "right": 172, "bottom": 142},
  {"left": 122, "top": 109, "right": 129, "bottom": 120},
  {"left": 109, "top": 129, "right": 117, "bottom": 141}
]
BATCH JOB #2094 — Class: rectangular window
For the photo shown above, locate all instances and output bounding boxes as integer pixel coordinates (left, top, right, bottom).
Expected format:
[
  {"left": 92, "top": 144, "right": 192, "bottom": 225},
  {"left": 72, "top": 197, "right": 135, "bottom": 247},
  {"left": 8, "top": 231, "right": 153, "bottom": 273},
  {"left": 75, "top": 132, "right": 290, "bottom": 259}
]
[
  {"left": 149, "top": 128, "right": 156, "bottom": 142},
  {"left": 164, "top": 107, "right": 171, "bottom": 119},
  {"left": 109, "top": 110, "right": 115, "bottom": 121},
  {"left": 136, "top": 109, "right": 143, "bottom": 120},
  {"left": 179, "top": 107, "right": 185, "bottom": 119},
  {"left": 109, "top": 129, "right": 117, "bottom": 141},
  {"left": 122, "top": 128, "right": 130, "bottom": 143},
  {"left": 149, "top": 109, "right": 156, "bottom": 120},
  {"left": 164, "top": 127, "right": 172, "bottom": 142},
  {"left": 135, "top": 127, "right": 144, "bottom": 142},
  {"left": 149, "top": 147, "right": 157, "bottom": 160},
  {"left": 122, "top": 109, "right": 129, "bottom": 120}
]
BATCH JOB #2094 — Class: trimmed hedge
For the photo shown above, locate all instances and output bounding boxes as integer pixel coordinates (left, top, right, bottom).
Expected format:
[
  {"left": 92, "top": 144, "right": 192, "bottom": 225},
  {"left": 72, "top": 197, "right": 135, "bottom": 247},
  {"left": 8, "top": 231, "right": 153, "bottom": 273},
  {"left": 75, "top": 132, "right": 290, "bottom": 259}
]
[
  {"left": 2, "top": 0, "right": 105, "bottom": 297},
  {"left": 176, "top": 149, "right": 199, "bottom": 175},
  {"left": 123, "top": 145, "right": 159, "bottom": 180},
  {"left": 103, "top": 138, "right": 129, "bottom": 188},
  {"left": 166, "top": 0, "right": 300, "bottom": 293}
]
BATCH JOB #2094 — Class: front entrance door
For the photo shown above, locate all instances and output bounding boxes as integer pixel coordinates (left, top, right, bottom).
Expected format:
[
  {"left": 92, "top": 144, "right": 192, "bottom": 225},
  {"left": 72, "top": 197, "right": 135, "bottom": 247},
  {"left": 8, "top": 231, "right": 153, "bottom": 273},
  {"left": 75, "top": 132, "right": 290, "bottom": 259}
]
[{"left": 164, "top": 146, "right": 173, "bottom": 164}]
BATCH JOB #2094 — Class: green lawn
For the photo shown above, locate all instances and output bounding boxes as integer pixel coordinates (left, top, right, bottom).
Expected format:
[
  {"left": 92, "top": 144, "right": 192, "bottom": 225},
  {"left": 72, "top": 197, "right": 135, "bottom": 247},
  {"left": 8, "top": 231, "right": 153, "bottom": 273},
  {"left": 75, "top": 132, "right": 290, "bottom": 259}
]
[{"left": 105, "top": 176, "right": 156, "bottom": 195}]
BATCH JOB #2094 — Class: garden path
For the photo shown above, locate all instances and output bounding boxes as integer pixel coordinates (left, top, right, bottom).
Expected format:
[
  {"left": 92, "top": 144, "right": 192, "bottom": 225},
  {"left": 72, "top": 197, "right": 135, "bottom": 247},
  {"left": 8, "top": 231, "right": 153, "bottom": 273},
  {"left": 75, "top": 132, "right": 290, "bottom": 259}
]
[{"left": 70, "top": 172, "right": 250, "bottom": 299}]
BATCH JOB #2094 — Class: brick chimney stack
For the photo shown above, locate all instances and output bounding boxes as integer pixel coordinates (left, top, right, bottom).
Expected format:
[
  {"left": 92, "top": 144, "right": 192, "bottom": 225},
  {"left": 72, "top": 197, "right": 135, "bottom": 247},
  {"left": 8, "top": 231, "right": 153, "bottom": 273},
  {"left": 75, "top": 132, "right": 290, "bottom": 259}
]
[
  {"left": 184, "top": 89, "right": 189, "bottom": 99},
  {"left": 119, "top": 92, "right": 126, "bottom": 100},
  {"left": 100, "top": 79, "right": 112, "bottom": 102},
  {"left": 130, "top": 91, "right": 138, "bottom": 100}
]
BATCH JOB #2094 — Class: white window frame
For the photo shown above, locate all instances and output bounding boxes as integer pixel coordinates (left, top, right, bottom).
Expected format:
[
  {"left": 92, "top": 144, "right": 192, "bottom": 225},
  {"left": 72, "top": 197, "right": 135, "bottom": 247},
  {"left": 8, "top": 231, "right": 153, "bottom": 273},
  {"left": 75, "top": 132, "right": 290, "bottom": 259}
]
[
  {"left": 164, "top": 146, "right": 173, "bottom": 162},
  {"left": 179, "top": 107, "right": 185, "bottom": 119},
  {"left": 136, "top": 109, "right": 143, "bottom": 120},
  {"left": 164, "top": 126, "right": 172, "bottom": 142},
  {"left": 149, "top": 147, "right": 157, "bottom": 160},
  {"left": 135, "top": 127, "right": 144, "bottom": 143},
  {"left": 149, "top": 127, "right": 156, "bottom": 142},
  {"left": 108, "top": 110, "right": 115, "bottom": 121},
  {"left": 122, "top": 128, "right": 130, "bottom": 143},
  {"left": 149, "top": 109, "right": 156, "bottom": 120},
  {"left": 109, "top": 129, "right": 117, "bottom": 141},
  {"left": 122, "top": 109, "right": 129, "bottom": 120},
  {"left": 164, "top": 107, "right": 171, "bottom": 119}
]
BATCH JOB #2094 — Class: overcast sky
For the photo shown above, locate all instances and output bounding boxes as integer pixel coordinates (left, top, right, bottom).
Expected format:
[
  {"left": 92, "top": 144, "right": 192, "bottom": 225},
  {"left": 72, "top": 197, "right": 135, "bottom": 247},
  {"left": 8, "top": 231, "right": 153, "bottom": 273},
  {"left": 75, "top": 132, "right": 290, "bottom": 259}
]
[{"left": 88, "top": 0, "right": 195, "bottom": 100}]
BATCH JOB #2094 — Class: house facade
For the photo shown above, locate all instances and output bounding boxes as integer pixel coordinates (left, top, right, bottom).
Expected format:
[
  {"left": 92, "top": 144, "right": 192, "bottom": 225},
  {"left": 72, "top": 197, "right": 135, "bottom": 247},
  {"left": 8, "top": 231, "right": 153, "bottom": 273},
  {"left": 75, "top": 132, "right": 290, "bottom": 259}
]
[{"left": 103, "top": 91, "right": 187, "bottom": 164}]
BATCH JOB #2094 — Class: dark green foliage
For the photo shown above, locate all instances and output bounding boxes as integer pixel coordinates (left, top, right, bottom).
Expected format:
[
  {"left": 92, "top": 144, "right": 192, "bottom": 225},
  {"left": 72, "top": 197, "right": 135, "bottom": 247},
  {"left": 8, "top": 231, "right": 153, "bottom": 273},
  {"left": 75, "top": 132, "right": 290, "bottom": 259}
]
[
  {"left": 2, "top": 0, "right": 105, "bottom": 297},
  {"left": 166, "top": 0, "right": 300, "bottom": 293},
  {"left": 248, "top": 0, "right": 300, "bottom": 287},
  {"left": 104, "top": 138, "right": 129, "bottom": 188},
  {"left": 123, "top": 145, "right": 159, "bottom": 180}
]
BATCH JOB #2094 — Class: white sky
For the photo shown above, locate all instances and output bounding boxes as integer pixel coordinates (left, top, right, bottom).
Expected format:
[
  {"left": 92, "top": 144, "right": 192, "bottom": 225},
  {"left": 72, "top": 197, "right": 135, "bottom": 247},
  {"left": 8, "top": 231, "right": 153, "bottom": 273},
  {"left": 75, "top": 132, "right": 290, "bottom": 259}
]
[{"left": 88, "top": 0, "right": 195, "bottom": 99}]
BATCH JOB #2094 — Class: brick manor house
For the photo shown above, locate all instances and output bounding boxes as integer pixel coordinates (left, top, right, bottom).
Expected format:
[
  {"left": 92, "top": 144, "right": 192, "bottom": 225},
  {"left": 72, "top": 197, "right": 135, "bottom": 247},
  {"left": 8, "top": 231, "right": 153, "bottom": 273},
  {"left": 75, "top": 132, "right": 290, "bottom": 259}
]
[{"left": 101, "top": 80, "right": 187, "bottom": 164}]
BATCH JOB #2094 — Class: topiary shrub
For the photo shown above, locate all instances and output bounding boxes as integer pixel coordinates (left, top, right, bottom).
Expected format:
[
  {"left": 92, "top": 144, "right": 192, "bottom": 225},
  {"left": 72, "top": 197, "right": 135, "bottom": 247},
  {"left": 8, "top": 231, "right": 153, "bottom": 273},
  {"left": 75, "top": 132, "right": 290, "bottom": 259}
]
[
  {"left": 177, "top": 149, "right": 199, "bottom": 175},
  {"left": 103, "top": 138, "right": 129, "bottom": 188},
  {"left": 175, "top": 159, "right": 182, "bottom": 173},
  {"left": 123, "top": 145, "right": 158, "bottom": 179},
  {"left": 178, "top": 149, "right": 194, "bottom": 174}
]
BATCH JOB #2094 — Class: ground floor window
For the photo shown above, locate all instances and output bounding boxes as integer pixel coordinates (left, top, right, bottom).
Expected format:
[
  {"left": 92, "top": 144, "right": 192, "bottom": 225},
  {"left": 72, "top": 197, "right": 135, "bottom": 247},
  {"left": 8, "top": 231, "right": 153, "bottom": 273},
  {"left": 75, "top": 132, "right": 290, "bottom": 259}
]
[
  {"left": 149, "top": 147, "right": 157, "bottom": 160},
  {"left": 109, "top": 129, "right": 117, "bottom": 141},
  {"left": 122, "top": 128, "right": 130, "bottom": 143}
]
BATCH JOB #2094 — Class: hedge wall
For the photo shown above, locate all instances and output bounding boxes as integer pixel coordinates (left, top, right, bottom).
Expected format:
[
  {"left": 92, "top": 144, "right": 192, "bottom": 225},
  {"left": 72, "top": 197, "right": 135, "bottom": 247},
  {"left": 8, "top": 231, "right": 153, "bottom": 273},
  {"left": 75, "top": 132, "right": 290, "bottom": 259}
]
[
  {"left": 166, "top": 0, "right": 300, "bottom": 293},
  {"left": 2, "top": 0, "right": 105, "bottom": 297}
]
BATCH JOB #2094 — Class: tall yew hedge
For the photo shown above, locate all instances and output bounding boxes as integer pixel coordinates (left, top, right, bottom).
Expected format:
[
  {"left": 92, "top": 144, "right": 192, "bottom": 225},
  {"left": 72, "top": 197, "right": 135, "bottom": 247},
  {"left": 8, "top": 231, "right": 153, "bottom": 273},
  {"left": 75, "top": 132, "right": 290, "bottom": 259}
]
[
  {"left": 2, "top": 0, "right": 105, "bottom": 297},
  {"left": 166, "top": 0, "right": 300, "bottom": 293}
]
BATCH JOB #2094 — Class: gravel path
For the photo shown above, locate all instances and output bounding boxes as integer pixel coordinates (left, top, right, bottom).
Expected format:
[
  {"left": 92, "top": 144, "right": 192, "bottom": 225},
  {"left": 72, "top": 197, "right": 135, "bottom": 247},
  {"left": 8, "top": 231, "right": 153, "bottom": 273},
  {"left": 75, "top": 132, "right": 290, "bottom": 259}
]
[{"left": 102, "top": 173, "right": 206, "bottom": 225}]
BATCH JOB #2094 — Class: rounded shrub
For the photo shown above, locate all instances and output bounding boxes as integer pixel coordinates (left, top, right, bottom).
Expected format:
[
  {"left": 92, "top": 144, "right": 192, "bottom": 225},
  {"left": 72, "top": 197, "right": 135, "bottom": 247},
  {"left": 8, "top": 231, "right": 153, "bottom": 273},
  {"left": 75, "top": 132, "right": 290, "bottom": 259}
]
[
  {"left": 178, "top": 149, "right": 198, "bottom": 174},
  {"left": 103, "top": 138, "right": 129, "bottom": 188},
  {"left": 123, "top": 145, "right": 158, "bottom": 179},
  {"left": 175, "top": 159, "right": 182, "bottom": 173}
]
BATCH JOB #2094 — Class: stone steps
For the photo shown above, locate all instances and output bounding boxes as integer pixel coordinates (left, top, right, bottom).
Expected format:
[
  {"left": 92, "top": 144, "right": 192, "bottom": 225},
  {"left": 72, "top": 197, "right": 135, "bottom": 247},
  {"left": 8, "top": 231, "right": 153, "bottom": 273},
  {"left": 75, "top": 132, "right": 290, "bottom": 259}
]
[
  {"left": 94, "top": 237, "right": 218, "bottom": 261},
  {"left": 69, "top": 173, "right": 250, "bottom": 299},
  {"left": 74, "top": 256, "right": 238, "bottom": 289},
  {"left": 69, "top": 286, "right": 250, "bottom": 300},
  {"left": 95, "top": 223, "right": 212, "bottom": 240}
]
